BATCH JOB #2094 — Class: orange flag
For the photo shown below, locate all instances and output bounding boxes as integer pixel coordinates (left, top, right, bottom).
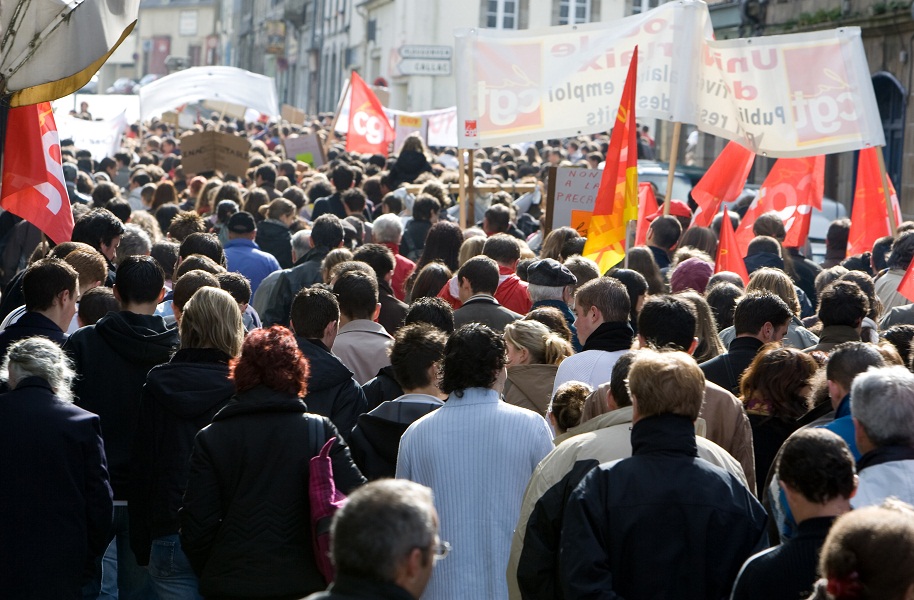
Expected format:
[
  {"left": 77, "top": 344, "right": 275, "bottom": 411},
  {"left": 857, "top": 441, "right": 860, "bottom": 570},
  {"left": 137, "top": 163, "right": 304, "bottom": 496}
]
[
  {"left": 1, "top": 102, "right": 74, "bottom": 244},
  {"left": 690, "top": 142, "right": 755, "bottom": 229},
  {"left": 346, "top": 71, "right": 394, "bottom": 155},
  {"left": 847, "top": 147, "right": 902, "bottom": 256},
  {"left": 734, "top": 156, "right": 824, "bottom": 256},
  {"left": 634, "top": 182, "right": 656, "bottom": 246},
  {"left": 715, "top": 209, "right": 749, "bottom": 285},
  {"left": 583, "top": 46, "right": 639, "bottom": 273},
  {"left": 898, "top": 257, "right": 914, "bottom": 302}
]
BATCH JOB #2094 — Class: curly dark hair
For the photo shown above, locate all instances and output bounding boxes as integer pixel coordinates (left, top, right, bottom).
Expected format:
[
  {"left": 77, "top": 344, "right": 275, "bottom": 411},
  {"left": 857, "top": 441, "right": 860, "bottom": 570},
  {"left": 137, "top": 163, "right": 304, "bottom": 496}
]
[
  {"left": 230, "top": 326, "right": 309, "bottom": 398},
  {"left": 440, "top": 324, "right": 506, "bottom": 397}
]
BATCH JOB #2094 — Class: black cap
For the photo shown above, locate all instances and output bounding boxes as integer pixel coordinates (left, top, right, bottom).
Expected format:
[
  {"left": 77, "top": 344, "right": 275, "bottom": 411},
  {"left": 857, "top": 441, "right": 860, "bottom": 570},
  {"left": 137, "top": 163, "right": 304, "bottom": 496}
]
[
  {"left": 527, "top": 258, "right": 577, "bottom": 287},
  {"left": 227, "top": 211, "right": 256, "bottom": 234}
]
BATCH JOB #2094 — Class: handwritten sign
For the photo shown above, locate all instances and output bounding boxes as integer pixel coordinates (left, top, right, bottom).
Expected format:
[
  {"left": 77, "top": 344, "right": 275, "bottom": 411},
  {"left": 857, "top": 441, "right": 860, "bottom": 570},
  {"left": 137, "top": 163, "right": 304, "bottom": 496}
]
[
  {"left": 283, "top": 133, "right": 326, "bottom": 167},
  {"left": 181, "top": 131, "right": 251, "bottom": 177},
  {"left": 545, "top": 166, "right": 603, "bottom": 236}
]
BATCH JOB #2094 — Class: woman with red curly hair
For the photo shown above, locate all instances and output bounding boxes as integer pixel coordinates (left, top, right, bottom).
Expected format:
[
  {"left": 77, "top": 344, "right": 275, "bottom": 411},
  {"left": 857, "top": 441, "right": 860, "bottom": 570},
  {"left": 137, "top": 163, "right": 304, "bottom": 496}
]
[{"left": 180, "top": 326, "right": 365, "bottom": 599}]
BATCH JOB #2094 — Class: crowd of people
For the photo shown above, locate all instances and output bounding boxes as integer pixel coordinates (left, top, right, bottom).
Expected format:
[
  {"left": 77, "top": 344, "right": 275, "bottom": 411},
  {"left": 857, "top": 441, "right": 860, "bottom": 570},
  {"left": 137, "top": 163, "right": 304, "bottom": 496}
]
[{"left": 1, "top": 114, "right": 914, "bottom": 600}]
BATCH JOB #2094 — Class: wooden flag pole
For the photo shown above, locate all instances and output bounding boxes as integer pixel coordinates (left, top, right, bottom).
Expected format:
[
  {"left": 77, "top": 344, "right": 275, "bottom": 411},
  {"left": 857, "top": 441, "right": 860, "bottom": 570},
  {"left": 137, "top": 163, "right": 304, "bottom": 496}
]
[
  {"left": 876, "top": 146, "right": 898, "bottom": 236},
  {"left": 325, "top": 76, "right": 352, "bottom": 155},
  {"left": 663, "top": 122, "right": 682, "bottom": 216},
  {"left": 468, "top": 151, "right": 476, "bottom": 227},
  {"left": 458, "top": 149, "right": 468, "bottom": 228}
]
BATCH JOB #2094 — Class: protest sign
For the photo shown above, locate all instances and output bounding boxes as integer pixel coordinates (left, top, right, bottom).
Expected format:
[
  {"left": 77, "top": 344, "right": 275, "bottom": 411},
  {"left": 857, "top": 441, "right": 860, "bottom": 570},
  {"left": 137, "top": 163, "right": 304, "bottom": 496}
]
[
  {"left": 395, "top": 114, "right": 428, "bottom": 152},
  {"left": 181, "top": 131, "right": 251, "bottom": 176},
  {"left": 453, "top": 1, "right": 884, "bottom": 157},
  {"left": 545, "top": 166, "right": 602, "bottom": 237},
  {"left": 281, "top": 104, "right": 307, "bottom": 124},
  {"left": 55, "top": 110, "right": 128, "bottom": 162},
  {"left": 284, "top": 134, "right": 326, "bottom": 167}
]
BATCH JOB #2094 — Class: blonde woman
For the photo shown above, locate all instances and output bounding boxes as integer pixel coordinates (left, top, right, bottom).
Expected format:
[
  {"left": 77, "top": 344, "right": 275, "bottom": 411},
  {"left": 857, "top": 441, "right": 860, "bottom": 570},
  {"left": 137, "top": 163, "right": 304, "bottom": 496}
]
[
  {"left": 129, "top": 287, "right": 245, "bottom": 597},
  {"left": 503, "top": 319, "right": 573, "bottom": 416},
  {"left": 718, "top": 267, "right": 818, "bottom": 349}
]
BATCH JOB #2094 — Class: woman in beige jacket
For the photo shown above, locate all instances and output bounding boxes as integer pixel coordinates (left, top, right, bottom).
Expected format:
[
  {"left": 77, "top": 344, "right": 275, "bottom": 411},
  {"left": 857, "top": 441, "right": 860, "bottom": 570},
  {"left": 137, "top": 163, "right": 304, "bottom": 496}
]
[{"left": 503, "top": 320, "right": 573, "bottom": 417}]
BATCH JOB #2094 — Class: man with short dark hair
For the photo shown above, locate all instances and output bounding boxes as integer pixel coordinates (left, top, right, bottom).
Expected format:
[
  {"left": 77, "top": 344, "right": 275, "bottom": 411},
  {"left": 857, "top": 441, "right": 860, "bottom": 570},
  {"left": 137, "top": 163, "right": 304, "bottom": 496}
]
[
  {"left": 353, "top": 244, "right": 408, "bottom": 335},
  {"left": 222, "top": 211, "right": 281, "bottom": 294},
  {"left": 551, "top": 277, "right": 633, "bottom": 394},
  {"left": 804, "top": 281, "right": 869, "bottom": 353},
  {"left": 822, "top": 218, "right": 851, "bottom": 269},
  {"left": 732, "top": 429, "right": 856, "bottom": 600},
  {"left": 263, "top": 214, "right": 345, "bottom": 326},
  {"left": 0, "top": 258, "right": 79, "bottom": 358},
  {"left": 560, "top": 349, "right": 768, "bottom": 599},
  {"left": 65, "top": 255, "right": 179, "bottom": 598},
  {"left": 290, "top": 287, "right": 367, "bottom": 440},
  {"left": 453, "top": 256, "right": 521, "bottom": 333},
  {"left": 311, "top": 163, "right": 355, "bottom": 220},
  {"left": 332, "top": 270, "right": 395, "bottom": 385},
  {"left": 349, "top": 323, "right": 447, "bottom": 480},
  {"left": 700, "top": 292, "right": 792, "bottom": 395},
  {"left": 305, "top": 479, "right": 443, "bottom": 600},
  {"left": 72, "top": 207, "right": 126, "bottom": 284},
  {"left": 645, "top": 215, "right": 681, "bottom": 270},
  {"left": 254, "top": 163, "right": 280, "bottom": 200},
  {"left": 401, "top": 194, "right": 440, "bottom": 262}
]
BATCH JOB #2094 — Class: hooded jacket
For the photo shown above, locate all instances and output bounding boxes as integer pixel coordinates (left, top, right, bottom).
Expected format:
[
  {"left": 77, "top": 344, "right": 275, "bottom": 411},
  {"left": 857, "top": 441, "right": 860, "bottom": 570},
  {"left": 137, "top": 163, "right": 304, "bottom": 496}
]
[
  {"left": 296, "top": 336, "right": 368, "bottom": 440},
  {"left": 65, "top": 311, "right": 179, "bottom": 500},
  {"left": 128, "top": 348, "right": 235, "bottom": 565},
  {"left": 180, "top": 387, "right": 366, "bottom": 599},
  {"left": 263, "top": 245, "right": 330, "bottom": 326},
  {"left": 255, "top": 218, "right": 294, "bottom": 269},
  {"left": 362, "top": 365, "right": 404, "bottom": 412},
  {"left": 504, "top": 364, "right": 559, "bottom": 417}
]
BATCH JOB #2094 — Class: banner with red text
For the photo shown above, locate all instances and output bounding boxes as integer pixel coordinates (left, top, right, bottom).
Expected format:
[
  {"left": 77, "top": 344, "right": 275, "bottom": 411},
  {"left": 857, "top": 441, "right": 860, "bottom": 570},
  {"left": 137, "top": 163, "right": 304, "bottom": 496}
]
[{"left": 454, "top": 2, "right": 884, "bottom": 156}]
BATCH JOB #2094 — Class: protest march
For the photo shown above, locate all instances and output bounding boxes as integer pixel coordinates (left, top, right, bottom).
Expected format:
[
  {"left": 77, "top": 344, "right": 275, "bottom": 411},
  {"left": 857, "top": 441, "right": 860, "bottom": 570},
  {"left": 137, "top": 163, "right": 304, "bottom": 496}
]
[{"left": 2, "top": 1, "right": 914, "bottom": 599}]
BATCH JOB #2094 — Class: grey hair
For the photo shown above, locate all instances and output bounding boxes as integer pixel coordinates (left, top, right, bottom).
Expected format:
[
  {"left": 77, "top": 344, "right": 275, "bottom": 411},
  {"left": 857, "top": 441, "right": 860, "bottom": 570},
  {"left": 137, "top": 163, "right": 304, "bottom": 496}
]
[
  {"left": 331, "top": 479, "right": 436, "bottom": 582},
  {"left": 527, "top": 283, "right": 566, "bottom": 303},
  {"left": 851, "top": 365, "right": 914, "bottom": 447},
  {"left": 371, "top": 214, "right": 404, "bottom": 244},
  {"left": 291, "top": 230, "right": 311, "bottom": 260},
  {"left": 116, "top": 224, "right": 152, "bottom": 264},
  {"left": 0, "top": 337, "right": 76, "bottom": 404}
]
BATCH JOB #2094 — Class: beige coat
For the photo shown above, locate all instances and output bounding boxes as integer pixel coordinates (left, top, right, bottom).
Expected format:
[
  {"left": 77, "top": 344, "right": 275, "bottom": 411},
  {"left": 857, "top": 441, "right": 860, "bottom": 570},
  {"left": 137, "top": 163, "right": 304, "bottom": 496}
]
[{"left": 503, "top": 364, "right": 559, "bottom": 417}]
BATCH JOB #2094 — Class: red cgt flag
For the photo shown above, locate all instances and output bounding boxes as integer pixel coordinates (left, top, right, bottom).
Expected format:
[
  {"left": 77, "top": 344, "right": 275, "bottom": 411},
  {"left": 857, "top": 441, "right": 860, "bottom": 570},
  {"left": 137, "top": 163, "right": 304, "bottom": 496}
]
[
  {"left": 346, "top": 71, "right": 394, "bottom": 156},
  {"left": 715, "top": 208, "right": 749, "bottom": 285},
  {"left": 690, "top": 141, "right": 755, "bottom": 229},
  {"left": 1, "top": 102, "right": 73, "bottom": 244},
  {"left": 634, "top": 182, "right": 656, "bottom": 247},
  {"left": 735, "top": 155, "right": 824, "bottom": 256},
  {"left": 847, "top": 147, "right": 902, "bottom": 256}
]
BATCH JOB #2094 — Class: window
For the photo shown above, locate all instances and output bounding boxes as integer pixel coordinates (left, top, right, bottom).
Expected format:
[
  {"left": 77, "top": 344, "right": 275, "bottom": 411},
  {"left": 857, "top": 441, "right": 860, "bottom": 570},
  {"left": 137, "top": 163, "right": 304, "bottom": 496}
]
[
  {"left": 873, "top": 72, "right": 906, "bottom": 190},
  {"left": 179, "top": 11, "right": 198, "bottom": 36},
  {"left": 486, "top": 0, "right": 519, "bottom": 29},
  {"left": 559, "top": 0, "right": 589, "bottom": 24},
  {"left": 630, "top": 0, "right": 661, "bottom": 15}
]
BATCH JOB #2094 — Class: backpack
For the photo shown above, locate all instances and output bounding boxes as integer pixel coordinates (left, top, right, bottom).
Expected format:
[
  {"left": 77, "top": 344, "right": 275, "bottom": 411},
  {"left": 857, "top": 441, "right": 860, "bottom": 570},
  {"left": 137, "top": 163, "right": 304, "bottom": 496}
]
[{"left": 307, "top": 417, "right": 348, "bottom": 584}]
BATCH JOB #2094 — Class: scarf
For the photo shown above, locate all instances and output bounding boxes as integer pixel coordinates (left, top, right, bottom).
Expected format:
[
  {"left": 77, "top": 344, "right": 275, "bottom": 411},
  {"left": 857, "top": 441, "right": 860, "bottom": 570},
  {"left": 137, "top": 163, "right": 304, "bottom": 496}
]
[{"left": 582, "top": 321, "right": 634, "bottom": 353}]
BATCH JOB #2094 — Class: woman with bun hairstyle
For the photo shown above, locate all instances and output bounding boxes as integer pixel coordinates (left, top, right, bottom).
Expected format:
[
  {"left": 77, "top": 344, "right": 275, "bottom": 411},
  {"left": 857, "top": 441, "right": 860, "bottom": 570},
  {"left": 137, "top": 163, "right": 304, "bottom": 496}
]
[
  {"left": 256, "top": 198, "right": 296, "bottom": 268},
  {"left": 503, "top": 319, "right": 573, "bottom": 417},
  {"left": 547, "top": 381, "right": 591, "bottom": 436}
]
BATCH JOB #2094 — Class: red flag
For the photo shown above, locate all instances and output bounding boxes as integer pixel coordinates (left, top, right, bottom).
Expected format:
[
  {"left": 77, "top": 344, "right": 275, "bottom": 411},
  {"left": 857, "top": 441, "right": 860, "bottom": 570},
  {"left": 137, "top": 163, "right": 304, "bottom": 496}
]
[
  {"left": 583, "top": 46, "right": 639, "bottom": 273},
  {"left": 346, "top": 72, "right": 394, "bottom": 156},
  {"left": 634, "top": 182, "right": 656, "bottom": 246},
  {"left": 847, "top": 147, "right": 902, "bottom": 256},
  {"left": 690, "top": 141, "right": 755, "bottom": 228},
  {"left": 715, "top": 209, "right": 749, "bottom": 285},
  {"left": 1, "top": 102, "right": 74, "bottom": 244},
  {"left": 734, "top": 156, "right": 824, "bottom": 255},
  {"left": 898, "top": 257, "right": 914, "bottom": 302}
]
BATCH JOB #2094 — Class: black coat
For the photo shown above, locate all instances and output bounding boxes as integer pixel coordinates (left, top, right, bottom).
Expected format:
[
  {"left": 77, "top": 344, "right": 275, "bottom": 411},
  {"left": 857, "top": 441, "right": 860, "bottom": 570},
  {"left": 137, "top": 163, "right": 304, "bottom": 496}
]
[
  {"left": 0, "top": 377, "right": 113, "bottom": 598},
  {"left": 65, "top": 311, "right": 179, "bottom": 500},
  {"left": 296, "top": 337, "right": 368, "bottom": 440},
  {"left": 400, "top": 219, "right": 432, "bottom": 262},
  {"left": 0, "top": 311, "right": 68, "bottom": 360},
  {"left": 128, "top": 348, "right": 235, "bottom": 565},
  {"left": 256, "top": 219, "right": 294, "bottom": 269},
  {"left": 180, "top": 386, "right": 366, "bottom": 599},
  {"left": 378, "top": 279, "right": 408, "bottom": 336},
  {"left": 699, "top": 336, "right": 765, "bottom": 396},
  {"left": 263, "top": 246, "right": 330, "bottom": 327},
  {"left": 304, "top": 574, "right": 416, "bottom": 600},
  {"left": 388, "top": 150, "right": 433, "bottom": 189},
  {"left": 560, "top": 414, "right": 768, "bottom": 600},
  {"left": 361, "top": 366, "right": 404, "bottom": 412}
]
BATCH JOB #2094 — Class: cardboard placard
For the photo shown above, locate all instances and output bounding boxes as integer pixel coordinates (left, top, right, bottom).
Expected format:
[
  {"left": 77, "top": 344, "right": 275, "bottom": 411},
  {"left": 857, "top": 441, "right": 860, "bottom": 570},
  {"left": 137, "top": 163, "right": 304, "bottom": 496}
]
[
  {"left": 283, "top": 133, "right": 326, "bottom": 167},
  {"left": 281, "top": 104, "right": 307, "bottom": 125},
  {"left": 161, "top": 111, "right": 180, "bottom": 126},
  {"left": 181, "top": 131, "right": 251, "bottom": 177},
  {"left": 394, "top": 113, "right": 428, "bottom": 153},
  {"left": 544, "top": 166, "right": 602, "bottom": 238},
  {"left": 201, "top": 100, "right": 247, "bottom": 120}
]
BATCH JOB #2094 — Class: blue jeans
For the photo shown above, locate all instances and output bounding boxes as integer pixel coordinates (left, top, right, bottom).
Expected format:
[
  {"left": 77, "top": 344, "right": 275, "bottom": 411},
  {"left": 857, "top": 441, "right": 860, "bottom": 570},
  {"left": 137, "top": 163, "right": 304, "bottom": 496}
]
[
  {"left": 148, "top": 535, "right": 202, "bottom": 600},
  {"left": 82, "top": 505, "right": 157, "bottom": 600}
]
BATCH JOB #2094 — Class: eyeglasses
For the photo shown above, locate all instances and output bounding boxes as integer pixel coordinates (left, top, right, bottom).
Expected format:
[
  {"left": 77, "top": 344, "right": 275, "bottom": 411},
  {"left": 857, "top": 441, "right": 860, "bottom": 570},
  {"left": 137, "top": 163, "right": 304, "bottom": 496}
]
[{"left": 433, "top": 540, "right": 451, "bottom": 562}]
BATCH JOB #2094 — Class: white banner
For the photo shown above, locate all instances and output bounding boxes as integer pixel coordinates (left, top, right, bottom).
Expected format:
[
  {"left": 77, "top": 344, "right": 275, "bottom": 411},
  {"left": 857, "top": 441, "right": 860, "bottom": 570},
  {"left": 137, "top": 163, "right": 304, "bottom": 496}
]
[
  {"left": 55, "top": 111, "right": 129, "bottom": 162},
  {"left": 453, "top": 1, "right": 885, "bottom": 157}
]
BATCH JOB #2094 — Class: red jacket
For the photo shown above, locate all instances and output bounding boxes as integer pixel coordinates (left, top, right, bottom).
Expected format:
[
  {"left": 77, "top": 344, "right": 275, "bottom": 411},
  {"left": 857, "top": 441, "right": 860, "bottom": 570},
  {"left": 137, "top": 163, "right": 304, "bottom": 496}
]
[
  {"left": 437, "top": 265, "right": 532, "bottom": 314},
  {"left": 379, "top": 242, "right": 416, "bottom": 301}
]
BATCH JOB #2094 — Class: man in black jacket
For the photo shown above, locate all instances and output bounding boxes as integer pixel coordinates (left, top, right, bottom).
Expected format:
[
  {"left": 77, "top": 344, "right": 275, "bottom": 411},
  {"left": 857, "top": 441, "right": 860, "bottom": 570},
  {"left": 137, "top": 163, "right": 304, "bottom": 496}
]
[
  {"left": 353, "top": 244, "right": 408, "bottom": 336},
  {"left": 65, "top": 255, "right": 179, "bottom": 599},
  {"left": 290, "top": 287, "right": 367, "bottom": 440},
  {"left": 700, "top": 292, "right": 792, "bottom": 395},
  {"left": 263, "top": 214, "right": 345, "bottom": 326},
  {"left": 560, "top": 349, "right": 768, "bottom": 599},
  {"left": 311, "top": 163, "right": 354, "bottom": 220}
]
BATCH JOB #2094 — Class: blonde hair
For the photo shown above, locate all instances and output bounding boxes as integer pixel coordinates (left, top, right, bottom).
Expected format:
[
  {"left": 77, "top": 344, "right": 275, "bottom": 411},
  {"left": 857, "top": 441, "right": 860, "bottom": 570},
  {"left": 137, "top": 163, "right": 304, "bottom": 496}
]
[
  {"left": 321, "top": 248, "right": 354, "bottom": 282},
  {"left": 747, "top": 267, "right": 801, "bottom": 315},
  {"left": 628, "top": 349, "right": 704, "bottom": 420},
  {"left": 458, "top": 236, "right": 486, "bottom": 267},
  {"left": 504, "top": 319, "right": 572, "bottom": 366},
  {"left": 180, "top": 287, "right": 245, "bottom": 357},
  {"left": 550, "top": 381, "right": 592, "bottom": 433}
]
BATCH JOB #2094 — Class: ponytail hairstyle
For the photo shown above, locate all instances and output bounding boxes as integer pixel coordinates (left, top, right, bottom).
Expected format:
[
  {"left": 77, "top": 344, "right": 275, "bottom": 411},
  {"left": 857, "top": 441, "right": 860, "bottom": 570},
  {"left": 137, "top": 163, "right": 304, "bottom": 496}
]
[
  {"left": 504, "top": 319, "right": 573, "bottom": 366},
  {"left": 549, "top": 381, "right": 592, "bottom": 433}
]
